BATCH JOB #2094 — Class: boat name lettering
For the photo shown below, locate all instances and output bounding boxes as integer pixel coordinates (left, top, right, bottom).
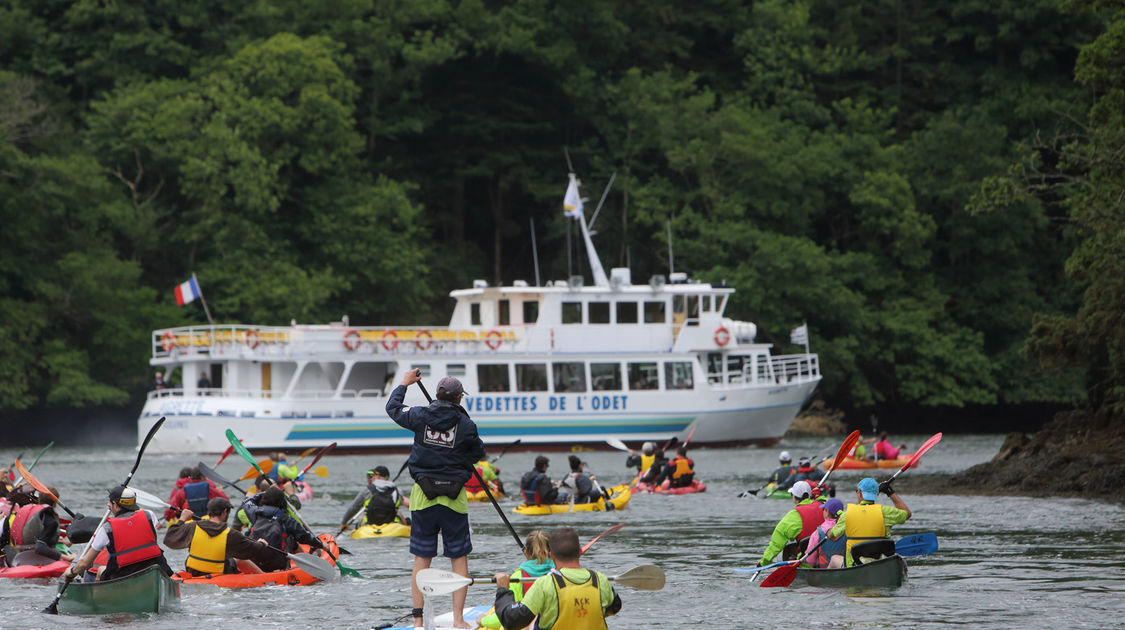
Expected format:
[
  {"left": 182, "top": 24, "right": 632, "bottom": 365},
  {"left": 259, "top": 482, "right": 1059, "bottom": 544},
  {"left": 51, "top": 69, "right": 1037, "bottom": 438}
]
[
  {"left": 157, "top": 400, "right": 203, "bottom": 415},
  {"left": 767, "top": 387, "right": 790, "bottom": 395},
  {"left": 465, "top": 395, "right": 628, "bottom": 413}
]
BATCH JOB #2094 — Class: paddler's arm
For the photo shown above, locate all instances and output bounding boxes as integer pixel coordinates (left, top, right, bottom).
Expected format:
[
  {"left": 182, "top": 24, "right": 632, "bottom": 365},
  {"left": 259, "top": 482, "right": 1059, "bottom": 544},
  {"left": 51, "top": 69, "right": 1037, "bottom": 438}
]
[
  {"left": 385, "top": 371, "right": 423, "bottom": 430},
  {"left": 340, "top": 490, "right": 369, "bottom": 530},
  {"left": 62, "top": 533, "right": 104, "bottom": 580},
  {"left": 162, "top": 512, "right": 195, "bottom": 549},
  {"left": 759, "top": 511, "right": 801, "bottom": 565},
  {"left": 493, "top": 573, "right": 537, "bottom": 630}
]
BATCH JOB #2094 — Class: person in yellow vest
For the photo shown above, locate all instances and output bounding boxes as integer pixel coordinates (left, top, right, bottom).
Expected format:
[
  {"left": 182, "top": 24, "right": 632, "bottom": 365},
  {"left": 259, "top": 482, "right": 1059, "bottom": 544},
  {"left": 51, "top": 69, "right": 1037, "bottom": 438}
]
[
  {"left": 827, "top": 477, "right": 911, "bottom": 566},
  {"left": 491, "top": 527, "right": 621, "bottom": 630},
  {"left": 163, "top": 497, "right": 270, "bottom": 576},
  {"left": 625, "top": 442, "right": 657, "bottom": 484}
]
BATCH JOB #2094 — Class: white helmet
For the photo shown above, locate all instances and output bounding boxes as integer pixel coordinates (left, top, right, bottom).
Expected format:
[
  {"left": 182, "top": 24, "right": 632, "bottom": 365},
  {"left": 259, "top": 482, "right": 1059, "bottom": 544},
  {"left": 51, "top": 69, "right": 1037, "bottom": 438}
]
[
  {"left": 642, "top": 442, "right": 656, "bottom": 455},
  {"left": 779, "top": 451, "right": 792, "bottom": 463},
  {"left": 788, "top": 480, "right": 812, "bottom": 499}
]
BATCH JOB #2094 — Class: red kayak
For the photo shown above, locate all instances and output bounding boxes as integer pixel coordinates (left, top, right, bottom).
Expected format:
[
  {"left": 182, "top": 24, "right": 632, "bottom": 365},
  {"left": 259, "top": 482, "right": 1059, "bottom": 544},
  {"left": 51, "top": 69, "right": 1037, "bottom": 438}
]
[
  {"left": 636, "top": 480, "right": 707, "bottom": 494},
  {"left": 0, "top": 560, "right": 69, "bottom": 579}
]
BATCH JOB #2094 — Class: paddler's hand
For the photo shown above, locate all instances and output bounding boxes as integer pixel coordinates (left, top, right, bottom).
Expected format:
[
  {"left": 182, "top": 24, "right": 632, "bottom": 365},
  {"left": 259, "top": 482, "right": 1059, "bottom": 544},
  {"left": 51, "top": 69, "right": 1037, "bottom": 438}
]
[
  {"left": 878, "top": 481, "right": 895, "bottom": 496},
  {"left": 60, "top": 552, "right": 75, "bottom": 562},
  {"left": 179, "top": 508, "right": 194, "bottom": 522},
  {"left": 494, "top": 573, "right": 510, "bottom": 589},
  {"left": 401, "top": 368, "right": 422, "bottom": 386}
]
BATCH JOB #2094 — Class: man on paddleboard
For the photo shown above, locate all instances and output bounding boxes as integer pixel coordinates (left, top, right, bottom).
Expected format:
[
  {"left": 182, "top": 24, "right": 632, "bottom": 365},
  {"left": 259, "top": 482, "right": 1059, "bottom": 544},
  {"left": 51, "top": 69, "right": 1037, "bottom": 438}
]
[{"left": 387, "top": 370, "right": 485, "bottom": 630}]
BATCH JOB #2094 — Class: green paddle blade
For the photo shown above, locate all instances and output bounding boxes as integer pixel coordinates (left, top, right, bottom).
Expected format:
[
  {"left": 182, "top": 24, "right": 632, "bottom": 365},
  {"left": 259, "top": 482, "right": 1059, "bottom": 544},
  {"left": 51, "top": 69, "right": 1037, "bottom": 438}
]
[{"left": 225, "top": 429, "right": 264, "bottom": 475}]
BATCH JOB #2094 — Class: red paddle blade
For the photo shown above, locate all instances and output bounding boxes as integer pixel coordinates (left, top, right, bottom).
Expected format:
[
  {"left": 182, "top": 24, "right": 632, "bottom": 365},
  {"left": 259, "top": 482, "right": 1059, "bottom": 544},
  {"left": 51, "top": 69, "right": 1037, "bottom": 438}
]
[
  {"left": 817, "top": 430, "right": 860, "bottom": 487},
  {"left": 760, "top": 563, "right": 798, "bottom": 588},
  {"left": 906, "top": 433, "right": 942, "bottom": 470},
  {"left": 214, "top": 445, "right": 235, "bottom": 467},
  {"left": 301, "top": 442, "right": 337, "bottom": 477},
  {"left": 581, "top": 523, "right": 626, "bottom": 555}
]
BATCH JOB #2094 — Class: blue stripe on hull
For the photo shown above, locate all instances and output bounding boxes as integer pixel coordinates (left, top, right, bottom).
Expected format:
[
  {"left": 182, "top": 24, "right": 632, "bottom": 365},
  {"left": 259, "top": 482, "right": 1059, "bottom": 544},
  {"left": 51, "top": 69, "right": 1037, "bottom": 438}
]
[{"left": 285, "top": 417, "right": 692, "bottom": 441}]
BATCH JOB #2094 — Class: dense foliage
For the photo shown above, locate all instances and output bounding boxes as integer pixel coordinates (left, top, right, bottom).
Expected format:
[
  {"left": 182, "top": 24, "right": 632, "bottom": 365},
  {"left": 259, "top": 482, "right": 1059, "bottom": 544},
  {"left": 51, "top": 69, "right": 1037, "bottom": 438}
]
[{"left": 0, "top": 0, "right": 1113, "bottom": 419}]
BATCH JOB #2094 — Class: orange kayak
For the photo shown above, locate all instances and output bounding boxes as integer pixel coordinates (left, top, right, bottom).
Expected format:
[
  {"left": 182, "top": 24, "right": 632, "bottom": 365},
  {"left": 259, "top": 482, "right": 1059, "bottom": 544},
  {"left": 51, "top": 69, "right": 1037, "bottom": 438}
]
[
  {"left": 172, "top": 534, "right": 338, "bottom": 587},
  {"left": 820, "top": 456, "right": 913, "bottom": 470}
]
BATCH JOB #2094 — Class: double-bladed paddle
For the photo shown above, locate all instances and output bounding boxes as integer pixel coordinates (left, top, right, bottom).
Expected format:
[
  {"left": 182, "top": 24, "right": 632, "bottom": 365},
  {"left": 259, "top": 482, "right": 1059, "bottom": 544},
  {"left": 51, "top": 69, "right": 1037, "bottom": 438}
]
[
  {"left": 12, "top": 441, "right": 53, "bottom": 488},
  {"left": 580, "top": 523, "right": 625, "bottom": 555},
  {"left": 14, "top": 459, "right": 81, "bottom": 521},
  {"left": 44, "top": 416, "right": 166, "bottom": 614},
  {"left": 883, "top": 433, "right": 943, "bottom": 485},
  {"left": 416, "top": 564, "right": 666, "bottom": 597},
  {"left": 815, "top": 430, "right": 860, "bottom": 492},
  {"left": 197, "top": 461, "right": 247, "bottom": 495},
  {"left": 605, "top": 438, "right": 630, "bottom": 452}
]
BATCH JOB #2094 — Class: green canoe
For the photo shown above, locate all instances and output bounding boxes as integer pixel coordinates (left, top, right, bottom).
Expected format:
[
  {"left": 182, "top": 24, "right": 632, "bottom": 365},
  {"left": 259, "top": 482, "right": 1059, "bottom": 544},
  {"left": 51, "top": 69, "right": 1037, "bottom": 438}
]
[
  {"left": 56, "top": 565, "right": 181, "bottom": 615},
  {"left": 792, "top": 554, "right": 907, "bottom": 588}
]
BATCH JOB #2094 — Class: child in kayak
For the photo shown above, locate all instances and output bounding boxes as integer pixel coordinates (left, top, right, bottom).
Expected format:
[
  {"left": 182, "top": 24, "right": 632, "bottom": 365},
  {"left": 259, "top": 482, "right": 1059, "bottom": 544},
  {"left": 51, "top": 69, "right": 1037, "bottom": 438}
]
[
  {"left": 805, "top": 498, "right": 846, "bottom": 569},
  {"left": 478, "top": 529, "right": 554, "bottom": 629}
]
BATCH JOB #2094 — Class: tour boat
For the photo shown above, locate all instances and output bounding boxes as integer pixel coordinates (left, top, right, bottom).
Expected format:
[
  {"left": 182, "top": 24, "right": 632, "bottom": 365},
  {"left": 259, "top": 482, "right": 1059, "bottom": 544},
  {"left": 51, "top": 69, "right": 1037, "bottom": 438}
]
[{"left": 138, "top": 178, "right": 821, "bottom": 454}]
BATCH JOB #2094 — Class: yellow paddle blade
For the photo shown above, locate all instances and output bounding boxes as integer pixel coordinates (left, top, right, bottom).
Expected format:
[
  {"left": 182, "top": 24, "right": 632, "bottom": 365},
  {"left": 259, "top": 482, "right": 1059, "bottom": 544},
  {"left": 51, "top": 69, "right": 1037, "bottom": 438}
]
[
  {"left": 310, "top": 466, "right": 329, "bottom": 477},
  {"left": 294, "top": 447, "right": 318, "bottom": 463},
  {"left": 240, "top": 459, "right": 273, "bottom": 480}
]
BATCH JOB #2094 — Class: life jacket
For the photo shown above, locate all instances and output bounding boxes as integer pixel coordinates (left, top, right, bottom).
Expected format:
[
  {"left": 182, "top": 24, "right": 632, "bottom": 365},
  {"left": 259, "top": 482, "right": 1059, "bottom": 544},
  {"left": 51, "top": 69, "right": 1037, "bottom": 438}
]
[
  {"left": 794, "top": 501, "right": 826, "bottom": 539},
  {"left": 671, "top": 457, "right": 693, "bottom": 479},
  {"left": 545, "top": 569, "right": 607, "bottom": 630},
  {"left": 807, "top": 522, "right": 847, "bottom": 568},
  {"left": 364, "top": 483, "right": 399, "bottom": 525},
  {"left": 640, "top": 459, "right": 666, "bottom": 484},
  {"left": 843, "top": 503, "right": 887, "bottom": 566},
  {"left": 510, "top": 567, "right": 533, "bottom": 601},
  {"left": 520, "top": 471, "right": 550, "bottom": 505},
  {"left": 640, "top": 454, "right": 655, "bottom": 474},
  {"left": 106, "top": 511, "right": 162, "bottom": 569},
  {"left": 464, "top": 466, "right": 484, "bottom": 492},
  {"left": 10, "top": 504, "right": 48, "bottom": 548},
  {"left": 875, "top": 441, "right": 899, "bottom": 459},
  {"left": 186, "top": 523, "right": 230, "bottom": 574},
  {"left": 183, "top": 480, "right": 211, "bottom": 514},
  {"left": 249, "top": 506, "right": 289, "bottom": 552}
]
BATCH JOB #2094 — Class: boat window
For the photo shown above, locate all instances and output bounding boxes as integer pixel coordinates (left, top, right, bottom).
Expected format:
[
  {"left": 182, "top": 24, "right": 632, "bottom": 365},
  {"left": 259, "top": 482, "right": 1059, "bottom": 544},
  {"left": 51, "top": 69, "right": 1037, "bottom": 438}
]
[
  {"left": 589, "top": 302, "right": 610, "bottom": 324},
  {"left": 627, "top": 362, "right": 659, "bottom": 390},
  {"left": 448, "top": 364, "right": 467, "bottom": 377},
  {"left": 591, "top": 363, "right": 622, "bottom": 391},
  {"left": 727, "top": 355, "right": 745, "bottom": 383},
  {"left": 707, "top": 353, "right": 722, "bottom": 384},
  {"left": 516, "top": 363, "right": 549, "bottom": 391},
  {"left": 523, "top": 300, "right": 539, "bottom": 324},
  {"left": 471, "top": 303, "right": 481, "bottom": 326},
  {"left": 499, "top": 299, "right": 510, "bottom": 325},
  {"left": 616, "top": 302, "right": 638, "bottom": 323},
  {"left": 477, "top": 364, "right": 510, "bottom": 392},
  {"left": 552, "top": 362, "right": 587, "bottom": 392},
  {"left": 673, "top": 295, "right": 685, "bottom": 318},
  {"left": 412, "top": 364, "right": 431, "bottom": 377},
  {"left": 644, "top": 301, "right": 665, "bottom": 323},
  {"left": 665, "top": 362, "right": 694, "bottom": 390},
  {"left": 687, "top": 296, "right": 700, "bottom": 326},
  {"left": 702, "top": 295, "right": 712, "bottom": 312},
  {"left": 562, "top": 302, "right": 582, "bottom": 324}
]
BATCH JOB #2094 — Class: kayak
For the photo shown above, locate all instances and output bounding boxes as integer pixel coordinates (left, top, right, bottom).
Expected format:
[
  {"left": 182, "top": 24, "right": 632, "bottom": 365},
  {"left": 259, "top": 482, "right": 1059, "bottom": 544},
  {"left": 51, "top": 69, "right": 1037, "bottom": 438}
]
[
  {"left": 351, "top": 522, "right": 411, "bottom": 539},
  {"left": 56, "top": 565, "right": 181, "bottom": 615},
  {"left": 387, "top": 604, "right": 492, "bottom": 630},
  {"left": 172, "top": 534, "right": 339, "bottom": 588},
  {"left": 513, "top": 484, "right": 631, "bottom": 515},
  {"left": 294, "top": 480, "right": 313, "bottom": 503},
  {"left": 820, "top": 456, "right": 913, "bottom": 470},
  {"left": 0, "top": 559, "right": 69, "bottom": 579},
  {"left": 792, "top": 554, "right": 907, "bottom": 588},
  {"left": 466, "top": 484, "right": 504, "bottom": 502}
]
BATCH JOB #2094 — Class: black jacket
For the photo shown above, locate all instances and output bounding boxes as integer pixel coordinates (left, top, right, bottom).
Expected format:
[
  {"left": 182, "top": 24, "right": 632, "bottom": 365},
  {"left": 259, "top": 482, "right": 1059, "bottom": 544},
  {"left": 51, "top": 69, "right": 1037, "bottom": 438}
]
[{"left": 386, "top": 385, "right": 485, "bottom": 483}]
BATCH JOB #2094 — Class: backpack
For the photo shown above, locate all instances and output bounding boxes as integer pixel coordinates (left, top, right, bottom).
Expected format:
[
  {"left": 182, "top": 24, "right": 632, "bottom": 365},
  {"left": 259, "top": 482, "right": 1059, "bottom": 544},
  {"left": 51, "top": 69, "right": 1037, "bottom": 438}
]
[{"left": 365, "top": 484, "right": 398, "bottom": 525}]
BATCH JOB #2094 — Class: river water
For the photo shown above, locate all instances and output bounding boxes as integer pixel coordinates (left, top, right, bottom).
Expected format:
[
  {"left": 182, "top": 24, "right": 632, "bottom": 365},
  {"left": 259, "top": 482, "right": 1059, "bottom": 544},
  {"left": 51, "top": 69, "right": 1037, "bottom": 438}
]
[{"left": 3, "top": 434, "right": 1123, "bottom": 629}]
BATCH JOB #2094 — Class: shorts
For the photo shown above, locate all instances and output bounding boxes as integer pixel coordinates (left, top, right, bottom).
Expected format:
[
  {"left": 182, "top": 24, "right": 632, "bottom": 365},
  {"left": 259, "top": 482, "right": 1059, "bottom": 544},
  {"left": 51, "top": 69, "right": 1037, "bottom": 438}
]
[{"left": 410, "top": 504, "right": 472, "bottom": 559}]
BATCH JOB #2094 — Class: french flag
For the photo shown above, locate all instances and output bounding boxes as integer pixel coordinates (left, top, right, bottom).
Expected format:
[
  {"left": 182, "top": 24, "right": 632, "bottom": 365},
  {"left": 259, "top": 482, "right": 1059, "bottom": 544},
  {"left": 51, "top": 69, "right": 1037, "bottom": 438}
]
[{"left": 174, "top": 276, "right": 202, "bottom": 306}]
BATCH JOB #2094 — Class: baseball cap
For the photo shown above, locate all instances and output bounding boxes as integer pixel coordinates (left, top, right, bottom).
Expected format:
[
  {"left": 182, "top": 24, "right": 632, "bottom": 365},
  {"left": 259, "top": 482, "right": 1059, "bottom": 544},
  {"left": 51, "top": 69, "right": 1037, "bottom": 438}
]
[
  {"left": 437, "top": 376, "right": 466, "bottom": 397},
  {"left": 823, "top": 498, "right": 844, "bottom": 518},
  {"left": 857, "top": 477, "right": 879, "bottom": 501},
  {"left": 788, "top": 480, "right": 812, "bottom": 499},
  {"left": 107, "top": 485, "right": 138, "bottom": 510},
  {"left": 779, "top": 451, "right": 791, "bottom": 463},
  {"left": 367, "top": 465, "right": 390, "bottom": 477}
]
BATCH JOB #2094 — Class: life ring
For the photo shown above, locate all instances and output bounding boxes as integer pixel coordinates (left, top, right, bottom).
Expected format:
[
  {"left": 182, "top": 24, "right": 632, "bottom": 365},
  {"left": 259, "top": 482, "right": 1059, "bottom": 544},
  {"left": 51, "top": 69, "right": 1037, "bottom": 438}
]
[
  {"left": 160, "top": 331, "right": 175, "bottom": 353},
  {"left": 714, "top": 326, "right": 730, "bottom": 347},
  {"left": 485, "top": 330, "right": 503, "bottom": 350},
  {"left": 343, "top": 329, "right": 361, "bottom": 351},
  {"left": 415, "top": 329, "right": 434, "bottom": 351},
  {"left": 245, "top": 329, "right": 260, "bottom": 350},
  {"left": 381, "top": 330, "right": 398, "bottom": 351}
]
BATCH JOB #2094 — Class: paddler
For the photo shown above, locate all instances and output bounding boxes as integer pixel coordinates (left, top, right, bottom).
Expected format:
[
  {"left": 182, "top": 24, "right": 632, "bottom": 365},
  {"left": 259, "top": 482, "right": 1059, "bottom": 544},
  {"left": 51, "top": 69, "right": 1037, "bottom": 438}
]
[
  {"left": 464, "top": 459, "right": 503, "bottom": 496},
  {"left": 244, "top": 487, "right": 324, "bottom": 571},
  {"left": 63, "top": 486, "right": 174, "bottom": 582},
  {"left": 266, "top": 452, "right": 290, "bottom": 483},
  {"left": 653, "top": 445, "right": 696, "bottom": 489},
  {"left": 166, "top": 467, "right": 229, "bottom": 522},
  {"left": 778, "top": 457, "right": 832, "bottom": 497},
  {"left": 560, "top": 455, "right": 604, "bottom": 504},
  {"left": 163, "top": 498, "right": 269, "bottom": 575},
  {"left": 478, "top": 529, "right": 554, "bottom": 629},
  {"left": 804, "top": 498, "right": 846, "bottom": 568},
  {"left": 520, "top": 456, "right": 562, "bottom": 505},
  {"left": 491, "top": 527, "right": 622, "bottom": 630},
  {"left": 625, "top": 442, "right": 656, "bottom": 480},
  {"left": 827, "top": 477, "right": 911, "bottom": 566},
  {"left": 386, "top": 371, "right": 485, "bottom": 630},
  {"left": 0, "top": 486, "right": 74, "bottom": 565},
  {"left": 339, "top": 465, "right": 410, "bottom": 531},
  {"left": 636, "top": 448, "right": 668, "bottom": 487},
  {"left": 756, "top": 480, "right": 825, "bottom": 568}
]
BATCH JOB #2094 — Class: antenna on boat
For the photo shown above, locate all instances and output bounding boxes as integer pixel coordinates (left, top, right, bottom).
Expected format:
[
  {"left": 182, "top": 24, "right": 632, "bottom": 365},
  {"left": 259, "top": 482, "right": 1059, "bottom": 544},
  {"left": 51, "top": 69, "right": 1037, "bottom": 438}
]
[
  {"left": 588, "top": 172, "right": 617, "bottom": 232},
  {"left": 667, "top": 219, "right": 674, "bottom": 275},
  {"left": 530, "top": 217, "right": 541, "bottom": 287}
]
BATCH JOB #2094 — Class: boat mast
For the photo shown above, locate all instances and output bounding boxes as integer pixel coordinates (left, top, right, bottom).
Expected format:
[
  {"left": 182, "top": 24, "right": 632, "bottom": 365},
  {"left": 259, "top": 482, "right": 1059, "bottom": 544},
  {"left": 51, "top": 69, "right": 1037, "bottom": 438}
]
[{"left": 564, "top": 172, "right": 609, "bottom": 287}]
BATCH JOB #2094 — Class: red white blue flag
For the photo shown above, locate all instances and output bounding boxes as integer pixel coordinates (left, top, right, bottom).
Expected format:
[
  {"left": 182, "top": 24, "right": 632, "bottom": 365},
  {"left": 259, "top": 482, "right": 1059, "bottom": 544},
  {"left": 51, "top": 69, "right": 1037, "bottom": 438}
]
[{"left": 174, "top": 276, "right": 202, "bottom": 306}]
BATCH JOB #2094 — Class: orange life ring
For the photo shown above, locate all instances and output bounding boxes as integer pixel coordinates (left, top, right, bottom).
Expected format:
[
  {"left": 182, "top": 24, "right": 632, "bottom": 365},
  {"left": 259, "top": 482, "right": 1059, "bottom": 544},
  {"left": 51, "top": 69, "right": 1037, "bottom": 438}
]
[
  {"left": 245, "top": 329, "right": 260, "bottom": 350},
  {"left": 485, "top": 330, "right": 503, "bottom": 350},
  {"left": 416, "top": 330, "right": 434, "bottom": 351},
  {"left": 381, "top": 330, "right": 398, "bottom": 351},
  {"left": 160, "top": 331, "right": 175, "bottom": 353},
  {"left": 343, "top": 329, "right": 361, "bottom": 351},
  {"left": 714, "top": 326, "right": 730, "bottom": 347}
]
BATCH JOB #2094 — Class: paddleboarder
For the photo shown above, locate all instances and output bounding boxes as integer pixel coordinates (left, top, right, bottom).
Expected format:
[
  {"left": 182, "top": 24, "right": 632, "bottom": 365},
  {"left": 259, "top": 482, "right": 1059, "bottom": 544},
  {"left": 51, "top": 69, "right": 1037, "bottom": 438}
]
[
  {"left": 62, "top": 486, "right": 173, "bottom": 582},
  {"left": 386, "top": 370, "right": 485, "bottom": 630},
  {"left": 827, "top": 477, "right": 912, "bottom": 566}
]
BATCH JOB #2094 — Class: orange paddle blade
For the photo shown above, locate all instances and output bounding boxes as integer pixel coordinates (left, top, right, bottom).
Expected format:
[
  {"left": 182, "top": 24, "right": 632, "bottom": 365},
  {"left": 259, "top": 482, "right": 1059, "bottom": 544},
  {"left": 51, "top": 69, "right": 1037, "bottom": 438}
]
[
  {"left": 239, "top": 459, "right": 273, "bottom": 480},
  {"left": 13, "top": 459, "right": 57, "bottom": 502}
]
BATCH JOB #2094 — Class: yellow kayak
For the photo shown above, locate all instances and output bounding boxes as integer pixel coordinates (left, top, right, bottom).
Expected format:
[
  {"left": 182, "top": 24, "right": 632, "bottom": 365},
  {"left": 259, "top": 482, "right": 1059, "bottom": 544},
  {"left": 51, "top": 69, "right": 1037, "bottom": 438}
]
[
  {"left": 467, "top": 487, "right": 505, "bottom": 502},
  {"left": 350, "top": 522, "right": 411, "bottom": 538},
  {"left": 513, "top": 485, "right": 631, "bottom": 515}
]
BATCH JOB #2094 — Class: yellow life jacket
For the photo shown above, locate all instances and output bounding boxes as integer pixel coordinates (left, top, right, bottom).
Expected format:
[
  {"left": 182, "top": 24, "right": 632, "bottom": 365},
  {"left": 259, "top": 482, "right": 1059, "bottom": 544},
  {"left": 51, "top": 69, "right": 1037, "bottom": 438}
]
[
  {"left": 671, "top": 457, "right": 693, "bottom": 479},
  {"left": 547, "top": 569, "right": 607, "bottom": 630},
  {"left": 640, "top": 454, "right": 655, "bottom": 475},
  {"left": 843, "top": 503, "right": 886, "bottom": 566},
  {"left": 186, "top": 523, "right": 230, "bottom": 575}
]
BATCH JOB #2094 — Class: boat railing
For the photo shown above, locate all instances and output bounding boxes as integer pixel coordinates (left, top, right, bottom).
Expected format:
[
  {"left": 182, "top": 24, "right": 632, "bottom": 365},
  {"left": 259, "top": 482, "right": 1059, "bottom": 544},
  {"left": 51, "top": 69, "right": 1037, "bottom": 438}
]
[{"left": 147, "top": 387, "right": 385, "bottom": 401}]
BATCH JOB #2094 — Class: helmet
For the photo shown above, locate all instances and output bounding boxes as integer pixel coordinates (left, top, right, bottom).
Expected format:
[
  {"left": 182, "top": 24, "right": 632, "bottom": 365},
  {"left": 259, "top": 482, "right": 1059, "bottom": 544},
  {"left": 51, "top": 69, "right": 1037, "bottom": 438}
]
[
  {"left": 642, "top": 442, "right": 656, "bottom": 455},
  {"left": 798, "top": 458, "right": 811, "bottom": 468},
  {"left": 779, "top": 451, "right": 791, "bottom": 463}
]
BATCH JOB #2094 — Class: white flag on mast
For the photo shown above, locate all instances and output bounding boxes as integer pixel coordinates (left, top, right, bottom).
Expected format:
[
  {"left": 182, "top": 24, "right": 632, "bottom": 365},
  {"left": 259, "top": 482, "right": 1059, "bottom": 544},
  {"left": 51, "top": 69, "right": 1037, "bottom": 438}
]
[
  {"left": 563, "top": 173, "right": 584, "bottom": 218},
  {"left": 790, "top": 324, "right": 808, "bottom": 346}
]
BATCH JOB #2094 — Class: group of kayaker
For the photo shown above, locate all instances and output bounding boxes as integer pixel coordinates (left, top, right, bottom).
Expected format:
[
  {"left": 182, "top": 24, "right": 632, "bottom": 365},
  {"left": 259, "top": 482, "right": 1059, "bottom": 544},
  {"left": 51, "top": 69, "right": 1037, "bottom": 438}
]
[
  {"left": 0, "top": 482, "right": 74, "bottom": 566},
  {"left": 624, "top": 442, "right": 697, "bottom": 490},
  {"left": 518, "top": 454, "right": 610, "bottom": 506}
]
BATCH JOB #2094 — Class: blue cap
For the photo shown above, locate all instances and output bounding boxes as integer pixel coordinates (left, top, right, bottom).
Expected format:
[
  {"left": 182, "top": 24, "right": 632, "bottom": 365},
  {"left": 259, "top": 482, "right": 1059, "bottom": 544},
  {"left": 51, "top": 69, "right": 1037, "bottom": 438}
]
[
  {"left": 823, "top": 498, "right": 844, "bottom": 518},
  {"left": 857, "top": 477, "right": 879, "bottom": 501}
]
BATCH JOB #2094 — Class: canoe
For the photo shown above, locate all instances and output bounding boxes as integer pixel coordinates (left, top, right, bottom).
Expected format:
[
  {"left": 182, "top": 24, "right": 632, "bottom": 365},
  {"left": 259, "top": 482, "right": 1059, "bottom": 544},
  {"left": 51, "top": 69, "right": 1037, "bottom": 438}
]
[
  {"left": 820, "top": 456, "right": 913, "bottom": 470},
  {"left": 792, "top": 554, "right": 907, "bottom": 588},
  {"left": 56, "top": 565, "right": 181, "bottom": 615},
  {"left": 351, "top": 522, "right": 411, "bottom": 539},
  {"left": 0, "top": 560, "right": 69, "bottom": 579},
  {"left": 172, "top": 533, "right": 339, "bottom": 588},
  {"left": 513, "top": 485, "right": 631, "bottom": 515}
]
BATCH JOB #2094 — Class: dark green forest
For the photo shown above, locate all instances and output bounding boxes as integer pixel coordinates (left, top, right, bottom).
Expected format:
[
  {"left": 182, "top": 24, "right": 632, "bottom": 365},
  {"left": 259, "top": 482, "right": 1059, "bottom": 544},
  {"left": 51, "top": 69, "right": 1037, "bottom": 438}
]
[{"left": 1, "top": 0, "right": 1122, "bottom": 428}]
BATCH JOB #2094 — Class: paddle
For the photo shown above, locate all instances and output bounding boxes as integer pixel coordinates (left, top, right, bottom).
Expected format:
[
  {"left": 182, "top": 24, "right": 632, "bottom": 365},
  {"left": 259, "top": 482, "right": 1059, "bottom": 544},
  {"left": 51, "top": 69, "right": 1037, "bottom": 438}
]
[
  {"left": 391, "top": 459, "right": 410, "bottom": 483},
  {"left": 895, "top": 533, "right": 938, "bottom": 557},
  {"left": 489, "top": 438, "right": 521, "bottom": 464},
  {"left": 44, "top": 416, "right": 165, "bottom": 614},
  {"left": 214, "top": 444, "right": 237, "bottom": 467},
  {"left": 12, "top": 441, "right": 53, "bottom": 487},
  {"left": 238, "top": 458, "right": 274, "bottom": 481},
  {"left": 882, "top": 433, "right": 943, "bottom": 485},
  {"left": 296, "top": 443, "right": 336, "bottom": 480},
  {"left": 14, "top": 459, "right": 81, "bottom": 520},
  {"left": 605, "top": 438, "right": 630, "bottom": 452},
  {"left": 815, "top": 430, "right": 860, "bottom": 492},
  {"left": 737, "top": 480, "right": 773, "bottom": 499},
  {"left": 415, "top": 373, "right": 524, "bottom": 551},
  {"left": 294, "top": 446, "right": 319, "bottom": 463},
  {"left": 127, "top": 486, "right": 174, "bottom": 511},
  {"left": 197, "top": 462, "right": 247, "bottom": 495},
  {"left": 580, "top": 523, "right": 626, "bottom": 555},
  {"left": 759, "top": 535, "right": 833, "bottom": 588},
  {"left": 225, "top": 430, "right": 360, "bottom": 578},
  {"left": 417, "top": 564, "right": 666, "bottom": 597},
  {"left": 682, "top": 424, "right": 698, "bottom": 447}
]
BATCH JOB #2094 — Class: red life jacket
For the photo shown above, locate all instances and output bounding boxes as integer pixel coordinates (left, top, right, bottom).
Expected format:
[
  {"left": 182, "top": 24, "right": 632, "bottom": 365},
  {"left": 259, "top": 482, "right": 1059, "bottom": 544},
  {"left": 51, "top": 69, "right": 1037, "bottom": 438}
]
[
  {"left": 10, "top": 504, "right": 47, "bottom": 547},
  {"left": 107, "top": 511, "right": 162, "bottom": 567},
  {"left": 464, "top": 466, "right": 484, "bottom": 492},
  {"left": 795, "top": 501, "right": 826, "bottom": 539}
]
